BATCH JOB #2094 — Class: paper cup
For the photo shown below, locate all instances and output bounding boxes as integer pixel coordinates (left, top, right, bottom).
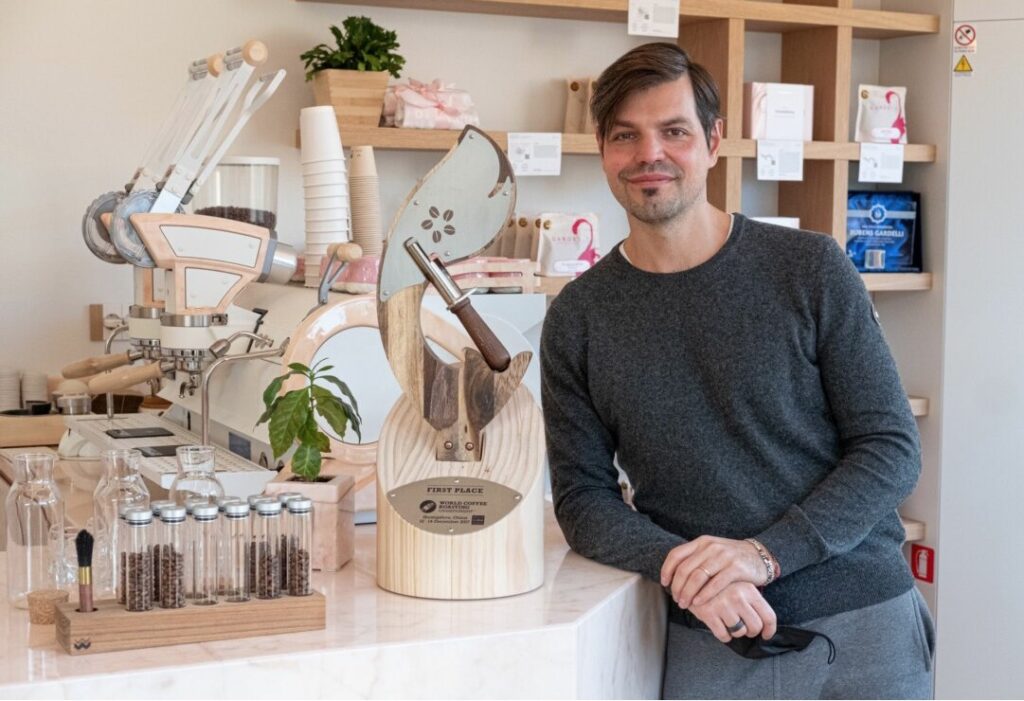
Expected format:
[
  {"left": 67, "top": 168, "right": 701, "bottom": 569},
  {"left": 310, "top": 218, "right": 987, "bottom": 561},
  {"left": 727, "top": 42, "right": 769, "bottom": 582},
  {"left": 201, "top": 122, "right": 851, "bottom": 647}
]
[
  {"left": 305, "top": 184, "right": 349, "bottom": 199},
  {"left": 301, "top": 159, "right": 347, "bottom": 176},
  {"left": 306, "top": 219, "right": 350, "bottom": 233},
  {"left": 304, "top": 171, "right": 348, "bottom": 187},
  {"left": 306, "top": 233, "right": 351, "bottom": 244},
  {"left": 305, "top": 199, "right": 350, "bottom": 212},
  {"left": 349, "top": 146, "right": 378, "bottom": 177},
  {"left": 306, "top": 207, "right": 350, "bottom": 222},
  {"left": 300, "top": 106, "right": 344, "bottom": 164}
]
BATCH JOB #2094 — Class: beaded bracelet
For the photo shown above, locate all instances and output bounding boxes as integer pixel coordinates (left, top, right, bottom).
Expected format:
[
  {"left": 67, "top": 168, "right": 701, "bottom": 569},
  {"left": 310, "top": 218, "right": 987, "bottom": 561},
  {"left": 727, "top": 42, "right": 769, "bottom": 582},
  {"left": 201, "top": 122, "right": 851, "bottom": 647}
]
[{"left": 745, "top": 538, "right": 777, "bottom": 586}]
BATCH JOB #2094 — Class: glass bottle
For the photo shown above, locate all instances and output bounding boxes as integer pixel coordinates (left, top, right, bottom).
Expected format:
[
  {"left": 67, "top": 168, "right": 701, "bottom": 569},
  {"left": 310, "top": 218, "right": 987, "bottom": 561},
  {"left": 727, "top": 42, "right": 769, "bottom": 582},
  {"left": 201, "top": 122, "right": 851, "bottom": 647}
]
[
  {"left": 191, "top": 504, "right": 219, "bottom": 605},
  {"left": 124, "top": 508, "right": 153, "bottom": 612},
  {"left": 287, "top": 498, "right": 313, "bottom": 596},
  {"left": 169, "top": 445, "right": 224, "bottom": 505},
  {"left": 149, "top": 500, "right": 175, "bottom": 604},
  {"left": 223, "top": 502, "right": 251, "bottom": 602},
  {"left": 254, "top": 500, "right": 282, "bottom": 599},
  {"left": 5, "top": 453, "right": 65, "bottom": 608},
  {"left": 275, "top": 492, "right": 302, "bottom": 587},
  {"left": 92, "top": 449, "right": 150, "bottom": 599},
  {"left": 215, "top": 497, "right": 242, "bottom": 594},
  {"left": 247, "top": 496, "right": 275, "bottom": 594},
  {"left": 159, "top": 506, "right": 186, "bottom": 609},
  {"left": 116, "top": 502, "right": 132, "bottom": 605}
]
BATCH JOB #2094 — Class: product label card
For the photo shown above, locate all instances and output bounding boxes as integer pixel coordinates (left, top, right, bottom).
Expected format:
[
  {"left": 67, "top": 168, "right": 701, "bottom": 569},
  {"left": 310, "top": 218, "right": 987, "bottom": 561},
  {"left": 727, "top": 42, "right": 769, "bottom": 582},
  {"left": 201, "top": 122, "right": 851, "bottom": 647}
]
[
  {"left": 859, "top": 143, "right": 905, "bottom": 183},
  {"left": 628, "top": 0, "right": 680, "bottom": 38},
  {"left": 386, "top": 476, "right": 523, "bottom": 535},
  {"left": 757, "top": 140, "right": 804, "bottom": 181},
  {"left": 764, "top": 85, "right": 807, "bottom": 141},
  {"left": 508, "top": 132, "right": 562, "bottom": 176}
]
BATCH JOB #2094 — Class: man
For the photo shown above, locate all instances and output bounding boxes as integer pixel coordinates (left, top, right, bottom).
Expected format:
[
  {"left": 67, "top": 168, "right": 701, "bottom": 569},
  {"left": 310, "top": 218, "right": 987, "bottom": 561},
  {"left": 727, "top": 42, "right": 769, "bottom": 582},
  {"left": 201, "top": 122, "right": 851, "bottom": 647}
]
[{"left": 540, "top": 42, "right": 934, "bottom": 699}]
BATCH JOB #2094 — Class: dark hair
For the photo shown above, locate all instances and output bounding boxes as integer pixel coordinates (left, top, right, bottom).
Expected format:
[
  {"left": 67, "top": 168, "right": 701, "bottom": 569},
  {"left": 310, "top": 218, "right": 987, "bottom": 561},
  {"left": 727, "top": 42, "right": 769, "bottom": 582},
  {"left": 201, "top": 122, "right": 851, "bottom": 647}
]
[{"left": 590, "top": 43, "right": 722, "bottom": 148}]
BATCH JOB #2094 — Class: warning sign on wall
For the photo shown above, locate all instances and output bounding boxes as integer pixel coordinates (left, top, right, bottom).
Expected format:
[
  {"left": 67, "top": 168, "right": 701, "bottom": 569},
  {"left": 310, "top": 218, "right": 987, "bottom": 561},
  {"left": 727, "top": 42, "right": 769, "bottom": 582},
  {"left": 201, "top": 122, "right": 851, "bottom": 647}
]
[
  {"left": 953, "top": 23, "right": 977, "bottom": 53},
  {"left": 954, "top": 54, "right": 974, "bottom": 76}
]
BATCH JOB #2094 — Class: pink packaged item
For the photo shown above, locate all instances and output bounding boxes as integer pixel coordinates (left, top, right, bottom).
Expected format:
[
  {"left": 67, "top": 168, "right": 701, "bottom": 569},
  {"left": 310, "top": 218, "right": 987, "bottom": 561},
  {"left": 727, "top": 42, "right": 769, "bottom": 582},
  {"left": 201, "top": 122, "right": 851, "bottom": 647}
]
[
  {"left": 536, "top": 213, "right": 601, "bottom": 277},
  {"left": 381, "top": 79, "right": 480, "bottom": 130},
  {"left": 855, "top": 85, "right": 908, "bottom": 144}
]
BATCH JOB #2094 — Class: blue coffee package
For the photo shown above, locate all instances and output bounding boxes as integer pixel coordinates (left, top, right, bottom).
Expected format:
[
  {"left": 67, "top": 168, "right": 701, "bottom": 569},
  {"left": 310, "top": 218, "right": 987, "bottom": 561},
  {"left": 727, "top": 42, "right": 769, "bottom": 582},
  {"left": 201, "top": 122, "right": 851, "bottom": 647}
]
[{"left": 846, "top": 191, "right": 921, "bottom": 272}]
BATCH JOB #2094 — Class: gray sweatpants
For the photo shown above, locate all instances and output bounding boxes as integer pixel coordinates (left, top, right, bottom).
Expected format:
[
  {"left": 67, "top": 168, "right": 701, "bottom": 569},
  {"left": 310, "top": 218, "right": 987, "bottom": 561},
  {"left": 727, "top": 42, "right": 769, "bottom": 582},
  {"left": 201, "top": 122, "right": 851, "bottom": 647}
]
[{"left": 662, "top": 588, "right": 935, "bottom": 699}]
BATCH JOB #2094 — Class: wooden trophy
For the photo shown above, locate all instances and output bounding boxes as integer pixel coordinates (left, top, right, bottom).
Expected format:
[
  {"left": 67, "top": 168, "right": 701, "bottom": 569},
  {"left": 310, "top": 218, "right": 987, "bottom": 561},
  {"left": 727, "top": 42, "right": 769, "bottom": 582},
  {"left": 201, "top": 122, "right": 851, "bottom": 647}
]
[{"left": 375, "top": 126, "right": 545, "bottom": 599}]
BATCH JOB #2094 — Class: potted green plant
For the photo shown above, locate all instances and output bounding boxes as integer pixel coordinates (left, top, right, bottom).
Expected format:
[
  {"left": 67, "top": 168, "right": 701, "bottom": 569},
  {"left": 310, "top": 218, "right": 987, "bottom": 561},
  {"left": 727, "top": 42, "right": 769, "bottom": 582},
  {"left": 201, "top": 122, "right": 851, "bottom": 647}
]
[
  {"left": 257, "top": 360, "right": 361, "bottom": 571},
  {"left": 301, "top": 16, "right": 406, "bottom": 126}
]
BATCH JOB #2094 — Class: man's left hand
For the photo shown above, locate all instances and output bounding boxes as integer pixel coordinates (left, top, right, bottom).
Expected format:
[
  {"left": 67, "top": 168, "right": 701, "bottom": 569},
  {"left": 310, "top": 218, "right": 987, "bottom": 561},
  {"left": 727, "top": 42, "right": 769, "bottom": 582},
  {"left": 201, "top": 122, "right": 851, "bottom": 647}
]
[{"left": 660, "top": 536, "right": 767, "bottom": 609}]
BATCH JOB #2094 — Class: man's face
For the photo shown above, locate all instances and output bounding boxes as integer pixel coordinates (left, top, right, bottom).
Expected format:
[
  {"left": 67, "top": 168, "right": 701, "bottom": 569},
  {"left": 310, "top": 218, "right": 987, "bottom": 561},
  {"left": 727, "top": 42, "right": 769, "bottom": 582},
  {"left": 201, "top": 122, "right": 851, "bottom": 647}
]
[{"left": 598, "top": 75, "right": 723, "bottom": 225}]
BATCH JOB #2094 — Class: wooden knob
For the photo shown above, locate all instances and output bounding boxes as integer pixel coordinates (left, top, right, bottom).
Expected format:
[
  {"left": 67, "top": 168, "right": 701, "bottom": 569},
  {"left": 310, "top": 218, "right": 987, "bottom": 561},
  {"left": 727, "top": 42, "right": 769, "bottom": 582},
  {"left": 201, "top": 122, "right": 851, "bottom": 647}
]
[
  {"left": 242, "top": 40, "right": 268, "bottom": 66},
  {"left": 327, "top": 242, "right": 363, "bottom": 263},
  {"left": 62, "top": 353, "right": 133, "bottom": 379},
  {"left": 88, "top": 363, "right": 165, "bottom": 394},
  {"left": 449, "top": 298, "right": 511, "bottom": 372},
  {"left": 207, "top": 53, "right": 224, "bottom": 77}
]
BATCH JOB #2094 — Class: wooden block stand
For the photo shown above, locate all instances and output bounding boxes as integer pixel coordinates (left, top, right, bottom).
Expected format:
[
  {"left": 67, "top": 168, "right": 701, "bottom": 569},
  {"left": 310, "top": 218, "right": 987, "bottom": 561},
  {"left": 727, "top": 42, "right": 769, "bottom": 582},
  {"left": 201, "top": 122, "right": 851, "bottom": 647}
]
[{"left": 54, "top": 593, "right": 326, "bottom": 655}]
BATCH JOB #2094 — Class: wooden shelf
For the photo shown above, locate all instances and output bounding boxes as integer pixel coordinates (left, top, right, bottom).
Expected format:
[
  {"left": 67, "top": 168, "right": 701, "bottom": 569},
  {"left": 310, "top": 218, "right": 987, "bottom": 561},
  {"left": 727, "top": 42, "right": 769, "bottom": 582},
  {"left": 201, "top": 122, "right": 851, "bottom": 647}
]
[
  {"left": 901, "top": 517, "right": 925, "bottom": 543},
  {"left": 908, "top": 396, "right": 929, "bottom": 418},
  {"left": 297, "top": 0, "right": 938, "bottom": 38},
  {"left": 535, "top": 272, "right": 931, "bottom": 297},
  {"left": 862, "top": 272, "right": 932, "bottom": 292},
  {"left": 298, "top": 127, "right": 936, "bottom": 163}
]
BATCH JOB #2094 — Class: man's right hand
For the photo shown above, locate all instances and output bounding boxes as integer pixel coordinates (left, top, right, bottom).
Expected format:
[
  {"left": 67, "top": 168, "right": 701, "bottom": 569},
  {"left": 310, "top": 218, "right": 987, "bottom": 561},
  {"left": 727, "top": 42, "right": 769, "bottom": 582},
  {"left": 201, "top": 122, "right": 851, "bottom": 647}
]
[{"left": 683, "top": 581, "right": 778, "bottom": 643}]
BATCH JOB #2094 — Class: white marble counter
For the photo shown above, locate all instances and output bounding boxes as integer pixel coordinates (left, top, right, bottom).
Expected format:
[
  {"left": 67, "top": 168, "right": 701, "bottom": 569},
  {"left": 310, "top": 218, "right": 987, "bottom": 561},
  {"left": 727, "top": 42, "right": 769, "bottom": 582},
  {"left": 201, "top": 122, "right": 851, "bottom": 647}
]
[{"left": 0, "top": 507, "right": 666, "bottom": 699}]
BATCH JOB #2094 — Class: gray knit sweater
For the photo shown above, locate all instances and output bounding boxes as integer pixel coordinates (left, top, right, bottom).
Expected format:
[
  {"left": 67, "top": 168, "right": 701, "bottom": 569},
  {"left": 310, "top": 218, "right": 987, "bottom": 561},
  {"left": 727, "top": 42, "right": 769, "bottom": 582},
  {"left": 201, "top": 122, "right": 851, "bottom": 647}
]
[{"left": 540, "top": 214, "right": 921, "bottom": 624}]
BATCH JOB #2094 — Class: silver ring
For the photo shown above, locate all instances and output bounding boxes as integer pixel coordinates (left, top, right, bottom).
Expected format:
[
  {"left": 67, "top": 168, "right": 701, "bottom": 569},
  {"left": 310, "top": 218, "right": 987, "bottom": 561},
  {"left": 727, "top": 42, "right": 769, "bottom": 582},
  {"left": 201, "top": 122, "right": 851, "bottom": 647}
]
[
  {"left": 699, "top": 567, "right": 714, "bottom": 579},
  {"left": 726, "top": 619, "right": 746, "bottom": 634}
]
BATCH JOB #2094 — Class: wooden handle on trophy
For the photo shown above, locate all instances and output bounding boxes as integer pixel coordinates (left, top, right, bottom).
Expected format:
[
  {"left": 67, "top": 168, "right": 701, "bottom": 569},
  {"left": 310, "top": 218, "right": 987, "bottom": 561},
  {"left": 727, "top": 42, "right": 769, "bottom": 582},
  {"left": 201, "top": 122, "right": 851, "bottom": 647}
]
[
  {"left": 62, "top": 353, "right": 134, "bottom": 379},
  {"left": 449, "top": 298, "right": 510, "bottom": 372},
  {"left": 88, "top": 363, "right": 165, "bottom": 394}
]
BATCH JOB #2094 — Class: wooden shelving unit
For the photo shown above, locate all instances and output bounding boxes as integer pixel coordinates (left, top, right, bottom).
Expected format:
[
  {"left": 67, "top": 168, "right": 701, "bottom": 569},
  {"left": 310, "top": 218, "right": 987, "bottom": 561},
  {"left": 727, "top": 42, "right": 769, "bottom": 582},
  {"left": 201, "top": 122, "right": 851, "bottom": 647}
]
[
  {"left": 298, "top": 0, "right": 938, "bottom": 38},
  {"left": 301, "top": 0, "right": 939, "bottom": 244},
  {"left": 297, "top": 126, "right": 936, "bottom": 163},
  {"left": 901, "top": 517, "right": 925, "bottom": 543},
  {"left": 908, "top": 396, "right": 929, "bottom": 418},
  {"left": 535, "top": 272, "right": 932, "bottom": 297}
]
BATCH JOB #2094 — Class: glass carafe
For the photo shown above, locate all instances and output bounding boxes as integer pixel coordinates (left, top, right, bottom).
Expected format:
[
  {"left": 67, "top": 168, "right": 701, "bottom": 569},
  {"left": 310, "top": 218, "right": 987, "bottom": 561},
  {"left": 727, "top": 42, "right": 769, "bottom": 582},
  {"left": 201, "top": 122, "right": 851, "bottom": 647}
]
[
  {"left": 169, "top": 446, "right": 224, "bottom": 506},
  {"left": 92, "top": 449, "right": 150, "bottom": 598},
  {"left": 5, "top": 453, "right": 65, "bottom": 608}
]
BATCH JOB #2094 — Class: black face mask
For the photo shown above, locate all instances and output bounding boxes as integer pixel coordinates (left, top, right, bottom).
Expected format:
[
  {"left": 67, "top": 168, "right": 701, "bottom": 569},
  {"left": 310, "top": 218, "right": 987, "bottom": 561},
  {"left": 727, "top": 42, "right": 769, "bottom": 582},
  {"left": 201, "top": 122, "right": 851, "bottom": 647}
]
[{"left": 726, "top": 626, "right": 836, "bottom": 664}]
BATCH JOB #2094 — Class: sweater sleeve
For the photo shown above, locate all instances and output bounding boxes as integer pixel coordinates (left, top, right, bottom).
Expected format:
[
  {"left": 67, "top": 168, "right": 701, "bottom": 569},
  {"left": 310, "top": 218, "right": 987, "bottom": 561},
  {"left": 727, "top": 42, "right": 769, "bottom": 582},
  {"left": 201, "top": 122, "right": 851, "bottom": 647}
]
[
  {"left": 541, "top": 291, "right": 685, "bottom": 583},
  {"left": 754, "top": 239, "right": 922, "bottom": 577}
]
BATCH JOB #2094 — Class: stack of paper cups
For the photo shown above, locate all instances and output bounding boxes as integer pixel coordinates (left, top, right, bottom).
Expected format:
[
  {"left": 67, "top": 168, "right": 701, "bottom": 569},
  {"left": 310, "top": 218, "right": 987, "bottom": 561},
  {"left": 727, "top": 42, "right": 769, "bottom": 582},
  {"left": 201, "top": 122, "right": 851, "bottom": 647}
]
[
  {"left": 349, "top": 146, "right": 383, "bottom": 257},
  {"left": 0, "top": 367, "right": 20, "bottom": 412},
  {"left": 301, "top": 106, "right": 351, "bottom": 288},
  {"left": 20, "top": 371, "right": 49, "bottom": 407}
]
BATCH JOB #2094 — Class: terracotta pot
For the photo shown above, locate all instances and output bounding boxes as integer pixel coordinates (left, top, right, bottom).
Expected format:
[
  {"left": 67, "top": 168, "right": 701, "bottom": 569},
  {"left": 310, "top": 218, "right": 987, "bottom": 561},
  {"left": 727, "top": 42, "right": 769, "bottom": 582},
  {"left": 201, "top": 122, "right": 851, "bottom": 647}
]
[
  {"left": 311, "top": 69, "right": 390, "bottom": 127},
  {"left": 264, "top": 471, "right": 356, "bottom": 571}
]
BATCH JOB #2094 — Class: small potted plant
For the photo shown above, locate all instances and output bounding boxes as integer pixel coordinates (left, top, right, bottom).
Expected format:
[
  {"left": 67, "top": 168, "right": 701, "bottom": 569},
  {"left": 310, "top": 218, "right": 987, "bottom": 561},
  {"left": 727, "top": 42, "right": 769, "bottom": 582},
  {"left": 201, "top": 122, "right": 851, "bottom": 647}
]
[
  {"left": 301, "top": 16, "right": 406, "bottom": 126},
  {"left": 257, "top": 359, "right": 361, "bottom": 571}
]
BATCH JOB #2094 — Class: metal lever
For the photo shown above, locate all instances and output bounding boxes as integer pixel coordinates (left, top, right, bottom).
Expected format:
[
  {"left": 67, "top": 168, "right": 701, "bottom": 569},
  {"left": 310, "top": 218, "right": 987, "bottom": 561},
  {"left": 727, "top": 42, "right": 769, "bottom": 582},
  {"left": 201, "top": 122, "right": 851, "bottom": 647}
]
[
  {"left": 403, "top": 238, "right": 511, "bottom": 372},
  {"left": 200, "top": 338, "right": 289, "bottom": 445}
]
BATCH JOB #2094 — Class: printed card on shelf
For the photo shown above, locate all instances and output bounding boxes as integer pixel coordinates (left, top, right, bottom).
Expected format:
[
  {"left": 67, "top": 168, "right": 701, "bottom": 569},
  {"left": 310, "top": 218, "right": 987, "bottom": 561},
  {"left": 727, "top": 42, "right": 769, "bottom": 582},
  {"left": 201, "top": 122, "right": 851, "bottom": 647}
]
[
  {"left": 507, "top": 133, "right": 563, "bottom": 176},
  {"left": 757, "top": 140, "right": 804, "bottom": 181},
  {"left": 859, "top": 143, "right": 905, "bottom": 183},
  {"left": 628, "top": 0, "right": 681, "bottom": 38}
]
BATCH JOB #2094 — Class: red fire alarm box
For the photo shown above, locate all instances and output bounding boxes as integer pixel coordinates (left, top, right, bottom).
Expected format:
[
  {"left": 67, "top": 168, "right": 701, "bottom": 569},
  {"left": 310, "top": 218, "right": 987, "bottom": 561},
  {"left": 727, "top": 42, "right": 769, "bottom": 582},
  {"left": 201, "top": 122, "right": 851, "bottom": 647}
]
[{"left": 911, "top": 545, "right": 934, "bottom": 583}]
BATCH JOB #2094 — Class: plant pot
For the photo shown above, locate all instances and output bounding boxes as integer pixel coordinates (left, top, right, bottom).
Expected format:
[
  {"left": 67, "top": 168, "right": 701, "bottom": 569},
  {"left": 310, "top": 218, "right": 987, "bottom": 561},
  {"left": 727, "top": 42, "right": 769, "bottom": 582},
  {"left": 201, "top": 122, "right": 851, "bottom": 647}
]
[
  {"left": 312, "top": 69, "right": 390, "bottom": 127},
  {"left": 264, "top": 471, "right": 356, "bottom": 572}
]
